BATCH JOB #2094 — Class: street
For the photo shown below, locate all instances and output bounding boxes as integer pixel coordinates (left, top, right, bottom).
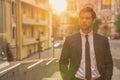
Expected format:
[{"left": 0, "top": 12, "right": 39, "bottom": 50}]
[
  {"left": 110, "top": 40, "right": 120, "bottom": 80},
  {"left": 46, "top": 40, "right": 120, "bottom": 80},
  {"left": 1, "top": 0, "right": 120, "bottom": 80},
  {"left": 0, "top": 40, "right": 120, "bottom": 80}
]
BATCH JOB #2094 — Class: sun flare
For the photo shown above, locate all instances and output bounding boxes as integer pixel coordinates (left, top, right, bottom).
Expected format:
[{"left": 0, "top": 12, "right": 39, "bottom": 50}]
[{"left": 49, "top": 0, "right": 67, "bottom": 12}]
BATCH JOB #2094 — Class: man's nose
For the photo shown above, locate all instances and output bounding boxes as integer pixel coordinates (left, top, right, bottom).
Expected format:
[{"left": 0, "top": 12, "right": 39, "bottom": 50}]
[
  {"left": 82, "top": 19, "right": 87, "bottom": 23},
  {"left": 82, "top": 18, "right": 87, "bottom": 22}
]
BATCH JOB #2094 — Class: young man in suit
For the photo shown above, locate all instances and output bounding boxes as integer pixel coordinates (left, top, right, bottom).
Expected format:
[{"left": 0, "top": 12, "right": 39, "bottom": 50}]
[{"left": 59, "top": 7, "right": 113, "bottom": 80}]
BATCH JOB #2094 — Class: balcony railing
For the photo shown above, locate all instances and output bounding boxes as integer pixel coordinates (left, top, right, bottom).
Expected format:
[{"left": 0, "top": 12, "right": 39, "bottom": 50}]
[
  {"left": 23, "top": 36, "right": 49, "bottom": 46},
  {"left": 21, "top": 0, "right": 48, "bottom": 11},
  {"left": 41, "top": 35, "right": 49, "bottom": 41},
  {"left": 23, "top": 38, "right": 37, "bottom": 46},
  {"left": 38, "top": 3, "right": 49, "bottom": 11},
  {"left": 22, "top": 14, "right": 48, "bottom": 26}
]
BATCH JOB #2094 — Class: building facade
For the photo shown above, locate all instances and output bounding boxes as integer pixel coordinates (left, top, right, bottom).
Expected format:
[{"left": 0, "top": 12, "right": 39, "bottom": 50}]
[{"left": 0, "top": 0, "right": 52, "bottom": 60}]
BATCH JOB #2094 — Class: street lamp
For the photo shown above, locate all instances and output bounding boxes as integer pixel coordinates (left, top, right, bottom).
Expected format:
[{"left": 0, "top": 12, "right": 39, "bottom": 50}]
[
  {"left": 36, "top": 31, "right": 42, "bottom": 59},
  {"left": 49, "top": 0, "right": 67, "bottom": 57}
]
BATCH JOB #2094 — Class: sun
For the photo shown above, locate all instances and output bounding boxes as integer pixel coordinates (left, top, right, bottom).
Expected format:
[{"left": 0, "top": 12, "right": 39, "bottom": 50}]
[{"left": 49, "top": 0, "right": 67, "bottom": 12}]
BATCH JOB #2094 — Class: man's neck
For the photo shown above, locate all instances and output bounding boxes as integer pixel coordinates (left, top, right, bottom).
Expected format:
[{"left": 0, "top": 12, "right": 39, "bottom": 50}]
[{"left": 81, "top": 29, "right": 92, "bottom": 35}]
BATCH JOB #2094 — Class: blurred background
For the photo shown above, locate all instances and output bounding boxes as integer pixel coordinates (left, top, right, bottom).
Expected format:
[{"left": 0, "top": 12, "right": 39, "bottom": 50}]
[{"left": 0, "top": 0, "right": 120, "bottom": 80}]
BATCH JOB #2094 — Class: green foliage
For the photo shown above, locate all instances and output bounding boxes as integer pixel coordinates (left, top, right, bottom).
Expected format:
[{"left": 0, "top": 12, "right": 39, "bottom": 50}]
[
  {"left": 93, "top": 19, "right": 102, "bottom": 32},
  {"left": 68, "top": 16, "right": 80, "bottom": 34},
  {"left": 52, "top": 14, "right": 60, "bottom": 38},
  {"left": 114, "top": 14, "right": 120, "bottom": 35},
  {"left": 52, "top": 14, "right": 60, "bottom": 26},
  {"left": 68, "top": 17, "right": 102, "bottom": 34}
]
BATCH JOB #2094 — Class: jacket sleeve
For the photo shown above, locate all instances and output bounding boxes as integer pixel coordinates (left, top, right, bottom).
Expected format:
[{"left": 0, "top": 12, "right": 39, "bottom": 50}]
[
  {"left": 104, "top": 38, "right": 113, "bottom": 80},
  {"left": 59, "top": 37, "right": 71, "bottom": 80}
]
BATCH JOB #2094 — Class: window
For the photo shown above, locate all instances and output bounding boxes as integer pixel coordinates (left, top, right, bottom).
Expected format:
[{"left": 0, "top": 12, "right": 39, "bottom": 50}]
[
  {"left": 11, "top": 1, "right": 16, "bottom": 16},
  {"left": 12, "top": 27, "right": 15, "bottom": 39},
  {"left": 101, "top": 0, "right": 111, "bottom": 9},
  {"left": 12, "top": 23, "right": 16, "bottom": 39}
]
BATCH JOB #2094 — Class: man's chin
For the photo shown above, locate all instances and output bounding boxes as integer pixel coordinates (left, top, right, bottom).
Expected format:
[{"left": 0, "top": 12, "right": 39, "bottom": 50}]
[{"left": 81, "top": 27, "right": 88, "bottom": 30}]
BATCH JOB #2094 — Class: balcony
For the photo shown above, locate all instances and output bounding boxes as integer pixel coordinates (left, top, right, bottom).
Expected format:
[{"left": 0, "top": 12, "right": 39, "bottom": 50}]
[
  {"left": 23, "top": 35, "right": 49, "bottom": 46},
  {"left": 21, "top": 0, "right": 48, "bottom": 11},
  {"left": 38, "top": 3, "right": 49, "bottom": 11},
  {"left": 38, "top": 20, "right": 48, "bottom": 26},
  {"left": 22, "top": 14, "right": 36, "bottom": 25},
  {"left": 22, "top": 14, "right": 48, "bottom": 26},
  {"left": 23, "top": 38, "right": 37, "bottom": 46},
  {"left": 41, "top": 35, "right": 49, "bottom": 41}
]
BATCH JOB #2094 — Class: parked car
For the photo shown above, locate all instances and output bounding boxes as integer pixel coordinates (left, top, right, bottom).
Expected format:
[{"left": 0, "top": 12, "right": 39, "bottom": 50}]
[
  {"left": 53, "top": 42, "right": 62, "bottom": 48},
  {"left": 110, "top": 33, "right": 120, "bottom": 39}
]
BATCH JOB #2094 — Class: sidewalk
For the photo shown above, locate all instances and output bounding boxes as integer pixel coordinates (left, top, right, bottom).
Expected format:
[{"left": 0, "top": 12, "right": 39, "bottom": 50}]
[
  {"left": 0, "top": 48, "right": 60, "bottom": 80},
  {"left": 22, "top": 48, "right": 54, "bottom": 61},
  {"left": 42, "top": 71, "right": 62, "bottom": 80},
  {"left": 1, "top": 40, "right": 120, "bottom": 80}
]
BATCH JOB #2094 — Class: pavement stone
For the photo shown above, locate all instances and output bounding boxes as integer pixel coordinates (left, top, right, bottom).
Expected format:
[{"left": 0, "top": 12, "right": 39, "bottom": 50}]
[
  {"left": 51, "top": 71, "right": 62, "bottom": 80},
  {"left": 112, "top": 67, "right": 120, "bottom": 80}
]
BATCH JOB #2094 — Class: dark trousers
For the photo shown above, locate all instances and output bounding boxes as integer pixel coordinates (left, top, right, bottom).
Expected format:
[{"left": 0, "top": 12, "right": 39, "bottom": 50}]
[
  {"left": 73, "top": 77, "right": 83, "bottom": 80},
  {"left": 72, "top": 76, "right": 103, "bottom": 80}
]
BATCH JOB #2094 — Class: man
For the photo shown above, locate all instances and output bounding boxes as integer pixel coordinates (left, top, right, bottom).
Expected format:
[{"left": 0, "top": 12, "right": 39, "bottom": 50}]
[{"left": 59, "top": 7, "right": 113, "bottom": 80}]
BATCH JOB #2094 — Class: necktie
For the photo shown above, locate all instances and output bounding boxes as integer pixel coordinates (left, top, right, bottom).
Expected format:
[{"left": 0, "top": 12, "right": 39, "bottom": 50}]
[{"left": 85, "top": 35, "right": 91, "bottom": 80}]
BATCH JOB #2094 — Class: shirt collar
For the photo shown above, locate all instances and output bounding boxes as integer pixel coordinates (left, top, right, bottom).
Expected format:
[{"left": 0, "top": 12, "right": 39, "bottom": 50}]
[{"left": 80, "top": 30, "right": 93, "bottom": 37}]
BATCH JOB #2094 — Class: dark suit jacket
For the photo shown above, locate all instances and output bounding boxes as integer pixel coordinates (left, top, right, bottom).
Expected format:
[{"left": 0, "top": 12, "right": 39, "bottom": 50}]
[{"left": 59, "top": 32, "right": 113, "bottom": 80}]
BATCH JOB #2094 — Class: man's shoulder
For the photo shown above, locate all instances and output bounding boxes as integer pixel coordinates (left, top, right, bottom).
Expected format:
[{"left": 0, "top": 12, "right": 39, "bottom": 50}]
[
  {"left": 94, "top": 32, "right": 108, "bottom": 40},
  {"left": 66, "top": 32, "right": 80, "bottom": 39}
]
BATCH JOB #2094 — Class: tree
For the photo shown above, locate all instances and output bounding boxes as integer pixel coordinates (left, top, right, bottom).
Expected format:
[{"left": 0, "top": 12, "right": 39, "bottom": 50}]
[
  {"left": 52, "top": 13, "right": 60, "bottom": 39},
  {"left": 93, "top": 18, "right": 102, "bottom": 32},
  {"left": 68, "top": 16, "right": 80, "bottom": 34},
  {"left": 68, "top": 16, "right": 102, "bottom": 34},
  {"left": 114, "top": 14, "right": 120, "bottom": 35}
]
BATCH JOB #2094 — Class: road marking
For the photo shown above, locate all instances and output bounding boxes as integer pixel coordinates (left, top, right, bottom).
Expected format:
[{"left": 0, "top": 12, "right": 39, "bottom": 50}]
[
  {"left": 27, "top": 59, "right": 44, "bottom": 69},
  {"left": 0, "top": 63, "right": 21, "bottom": 74},
  {"left": 46, "top": 58, "right": 56, "bottom": 65},
  {"left": 0, "top": 61, "right": 9, "bottom": 70}
]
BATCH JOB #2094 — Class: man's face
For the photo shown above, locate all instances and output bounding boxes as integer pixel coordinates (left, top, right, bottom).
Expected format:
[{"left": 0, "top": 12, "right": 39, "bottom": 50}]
[{"left": 79, "top": 12, "right": 95, "bottom": 31}]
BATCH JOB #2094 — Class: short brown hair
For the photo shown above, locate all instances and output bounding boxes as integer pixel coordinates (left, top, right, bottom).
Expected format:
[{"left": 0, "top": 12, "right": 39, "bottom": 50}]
[{"left": 79, "top": 7, "right": 96, "bottom": 19}]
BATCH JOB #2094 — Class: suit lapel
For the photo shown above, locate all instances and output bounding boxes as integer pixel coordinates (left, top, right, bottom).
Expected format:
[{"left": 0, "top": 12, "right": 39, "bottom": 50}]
[
  {"left": 93, "top": 33, "right": 97, "bottom": 56},
  {"left": 75, "top": 32, "right": 82, "bottom": 62},
  {"left": 76, "top": 32, "right": 99, "bottom": 62},
  {"left": 93, "top": 33, "right": 100, "bottom": 64}
]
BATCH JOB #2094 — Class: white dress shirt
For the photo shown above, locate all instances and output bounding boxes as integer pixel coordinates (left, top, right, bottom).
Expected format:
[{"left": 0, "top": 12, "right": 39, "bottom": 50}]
[{"left": 75, "top": 30, "right": 101, "bottom": 79}]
